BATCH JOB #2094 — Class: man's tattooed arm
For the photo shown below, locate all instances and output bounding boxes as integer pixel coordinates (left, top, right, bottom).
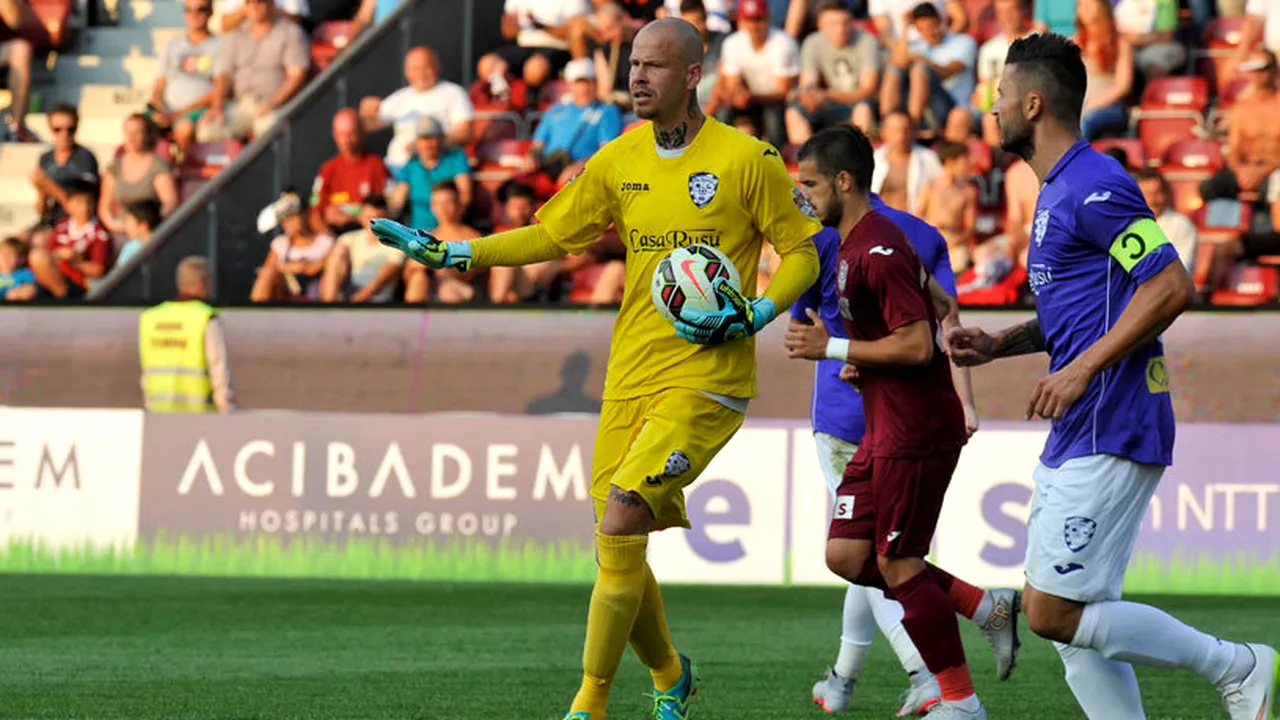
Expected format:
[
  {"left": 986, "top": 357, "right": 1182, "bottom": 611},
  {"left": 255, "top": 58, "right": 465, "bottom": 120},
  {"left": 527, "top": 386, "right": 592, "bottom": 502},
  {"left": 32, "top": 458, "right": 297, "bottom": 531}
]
[
  {"left": 608, "top": 485, "right": 646, "bottom": 507},
  {"left": 992, "top": 318, "right": 1047, "bottom": 358}
]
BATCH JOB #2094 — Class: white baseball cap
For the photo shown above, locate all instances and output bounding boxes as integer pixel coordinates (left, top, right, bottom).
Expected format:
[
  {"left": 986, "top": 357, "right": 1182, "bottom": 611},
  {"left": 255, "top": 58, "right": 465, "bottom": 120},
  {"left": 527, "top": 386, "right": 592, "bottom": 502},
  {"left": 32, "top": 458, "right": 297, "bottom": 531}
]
[{"left": 564, "top": 58, "right": 595, "bottom": 82}]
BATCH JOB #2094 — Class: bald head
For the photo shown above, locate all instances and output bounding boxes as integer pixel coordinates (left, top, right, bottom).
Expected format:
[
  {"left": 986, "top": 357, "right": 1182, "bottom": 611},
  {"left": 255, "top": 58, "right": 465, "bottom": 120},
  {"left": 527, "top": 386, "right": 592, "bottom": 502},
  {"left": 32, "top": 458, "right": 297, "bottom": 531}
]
[
  {"left": 636, "top": 17, "right": 705, "bottom": 69},
  {"left": 333, "top": 107, "right": 361, "bottom": 155},
  {"left": 404, "top": 46, "right": 440, "bottom": 90},
  {"left": 176, "top": 256, "right": 209, "bottom": 299}
]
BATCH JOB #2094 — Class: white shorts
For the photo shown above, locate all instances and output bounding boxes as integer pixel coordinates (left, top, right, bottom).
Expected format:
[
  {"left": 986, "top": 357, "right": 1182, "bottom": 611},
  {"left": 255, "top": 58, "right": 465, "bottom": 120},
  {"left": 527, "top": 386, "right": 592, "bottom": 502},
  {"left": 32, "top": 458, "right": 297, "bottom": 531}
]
[
  {"left": 814, "top": 432, "right": 858, "bottom": 499},
  {"left": 1025, "top": 454, "right": 1164, "bottom": 603}
]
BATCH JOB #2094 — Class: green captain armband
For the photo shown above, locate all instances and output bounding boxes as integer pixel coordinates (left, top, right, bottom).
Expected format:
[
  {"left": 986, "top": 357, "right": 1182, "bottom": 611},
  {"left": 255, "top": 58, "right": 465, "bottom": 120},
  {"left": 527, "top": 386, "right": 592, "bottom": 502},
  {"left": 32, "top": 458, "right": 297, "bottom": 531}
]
[{"left": 1108, "top": 218, "right": 1170, "bottom": 272}]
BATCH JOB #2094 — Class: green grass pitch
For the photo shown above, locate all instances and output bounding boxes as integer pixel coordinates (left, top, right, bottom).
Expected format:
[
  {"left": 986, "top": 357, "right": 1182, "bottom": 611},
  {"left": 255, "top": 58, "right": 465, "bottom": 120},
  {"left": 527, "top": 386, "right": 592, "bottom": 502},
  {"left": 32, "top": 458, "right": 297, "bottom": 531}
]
[{"left": 1, "top": 575, "right": 1276, "bottom": 720}]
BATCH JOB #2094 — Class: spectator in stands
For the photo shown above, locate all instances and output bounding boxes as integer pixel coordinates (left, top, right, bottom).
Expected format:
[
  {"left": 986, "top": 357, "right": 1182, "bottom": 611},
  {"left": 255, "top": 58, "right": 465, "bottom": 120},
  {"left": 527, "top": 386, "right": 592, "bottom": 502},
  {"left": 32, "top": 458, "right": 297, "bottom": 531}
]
[
  {"left": 530, "top": 58, "right": 622, "bottom": 185},
  {"left": 319, "top": 195, "right": 404, "bottom": 303},
  {"left": 0, "top": 237, "right": 36, "bottom": 301},
  {"left": 487, "top": 180, "right": 564, "bottom": 303},
  {"left": 350, "top": 0, "right": 394, "bottom": 38},
  {"left": 871, "top": 111, "right": 940, "bottom": 212},
  {"left": 1075, "top": 0, "right": 1134, "bottom": 140},
  {"left": 0, "top": 0, "right": 34, "bottom": 141},
  {"left": 29, "top": 104, "right": 100, "bottom": 235},
  {"left": 201, "top": 0, "right": 310, "bottom": 141},
  {"left": 471, "top": 54, "right": 532, "bottom": 113},
  {"left": 402, "top": 180, "right": 481, "bottom": 303},
  {"left": 115, "top": 199, "right": 163, "bottom": 268},
  {"left": 1201, "top": 51, "right": 1280, "bottom": 204},
  {"left": 28, "top": 178, "right": 111, "bottom": 299},
  {"left": 311, "top": 108, "right": 389, "bottom": 235},
  {"left": 99, "top": 115, "right": 179, "bottom": 237},
  {"left": 660, "top": 0, "right": 731, "bottom": 35},
  {"left": 1237, "top": 0, "right": 1280, "bottom": 71},
  {"left": 612, "top": 0, "right": 663, "bottom": 23},
  {"left": 1114, "top": 0, "right": 1185, "bottom": 80},
  {"left": 881, "top": 2, "right": 976, "bottom": 133},
  {"left": 917, "top": 140, "right": 977, "bottom": 271},
  {"left": 710, "top": 0, "right": 800, "bottom": 148},
  {"left": 870, "top": 0, "right": 966, "bottom": 44},
  {"left": 389, "top": 116, "right": 471, "bottom": 231},
  {"left": 148, "top": 0, "right": 218, "bottom": 158},
  {"left": 677, "top": 0, "right": 725, "bottom": 108},
  {"left": 485, "top": 0, "right": 591, "bottom": 90},
  {"left": 590, "top": 2, "right": 633, "bottom": 106},
  {"left": 785, "top": 1, "right": 880, "bottom": 146},
  {"left": 217, "top": 0, "right": 307, "bottom": 33},
  {"left": 974, "top": 0, "right": 1040, "bottom": 144},
  {"left": 1136, "top": 167, "right": 1198, "bottom": 272},
  {"left": 942, "top": 106, "right": 973, "bottom": 142},
  {"left": 250, "top": 191, "right": 334, "bottom": 301},
  {"left": 964, "top": 156, "right": 1035, "bottom": 292},
  {"left": 359, "top": 46, "right": 475, "bottom": 175}
]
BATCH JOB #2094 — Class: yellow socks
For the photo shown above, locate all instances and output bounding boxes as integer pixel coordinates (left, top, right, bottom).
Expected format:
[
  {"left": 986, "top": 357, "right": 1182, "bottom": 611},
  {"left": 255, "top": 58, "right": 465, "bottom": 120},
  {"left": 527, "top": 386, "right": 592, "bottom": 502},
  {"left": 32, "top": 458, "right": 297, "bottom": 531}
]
[
  {"left": 570, "top": 532, "right": 649, "bottom": 719},
  {"left": 629, "top": 562, "right": 684, "bottom": 691}
]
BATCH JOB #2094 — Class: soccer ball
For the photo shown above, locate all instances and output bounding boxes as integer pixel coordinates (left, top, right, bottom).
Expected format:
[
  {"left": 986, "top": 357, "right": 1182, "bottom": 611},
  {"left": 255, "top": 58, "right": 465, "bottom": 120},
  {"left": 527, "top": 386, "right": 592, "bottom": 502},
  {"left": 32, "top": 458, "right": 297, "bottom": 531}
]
[{"left": 650, "top": 244, "right": 742, "bottom": 325}]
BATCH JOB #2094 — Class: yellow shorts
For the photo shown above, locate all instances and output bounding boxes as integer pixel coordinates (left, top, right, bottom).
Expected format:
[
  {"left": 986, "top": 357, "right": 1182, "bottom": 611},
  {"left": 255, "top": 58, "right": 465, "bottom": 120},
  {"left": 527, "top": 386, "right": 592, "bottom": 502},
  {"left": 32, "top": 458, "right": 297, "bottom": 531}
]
[{"left": 591, "top": 388, "right": 745, "bottom": 531}]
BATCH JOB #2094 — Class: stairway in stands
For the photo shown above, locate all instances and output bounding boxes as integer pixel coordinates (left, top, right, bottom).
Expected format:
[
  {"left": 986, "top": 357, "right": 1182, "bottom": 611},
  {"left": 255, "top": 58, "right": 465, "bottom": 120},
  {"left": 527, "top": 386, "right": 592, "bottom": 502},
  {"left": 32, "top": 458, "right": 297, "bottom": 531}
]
[{"left": 0, "top": 0, "right": 188, "bottom": 238}]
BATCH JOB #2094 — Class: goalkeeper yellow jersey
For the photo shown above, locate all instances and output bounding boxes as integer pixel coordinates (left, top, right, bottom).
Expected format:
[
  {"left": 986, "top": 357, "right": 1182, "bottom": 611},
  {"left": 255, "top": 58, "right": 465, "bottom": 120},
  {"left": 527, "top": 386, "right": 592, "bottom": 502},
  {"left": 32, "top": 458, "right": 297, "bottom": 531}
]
[{"left": 535, "top": 117, "right": 822, "bottom": 401}]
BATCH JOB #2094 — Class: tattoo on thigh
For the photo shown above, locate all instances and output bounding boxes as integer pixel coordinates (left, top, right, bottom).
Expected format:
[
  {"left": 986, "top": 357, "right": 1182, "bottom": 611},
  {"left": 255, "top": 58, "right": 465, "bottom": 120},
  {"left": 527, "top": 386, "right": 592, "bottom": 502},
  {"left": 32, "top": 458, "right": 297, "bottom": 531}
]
[{"left": 608, "top": 486, "right": 645, "bottom": 507}]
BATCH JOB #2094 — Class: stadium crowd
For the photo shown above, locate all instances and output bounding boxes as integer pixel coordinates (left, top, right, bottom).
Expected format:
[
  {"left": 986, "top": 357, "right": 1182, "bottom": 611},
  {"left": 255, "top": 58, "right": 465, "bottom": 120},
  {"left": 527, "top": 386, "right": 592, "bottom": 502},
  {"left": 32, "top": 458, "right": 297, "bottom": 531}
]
[{"left": 2, "top": 0, "right": 1280, "bottom": 305}]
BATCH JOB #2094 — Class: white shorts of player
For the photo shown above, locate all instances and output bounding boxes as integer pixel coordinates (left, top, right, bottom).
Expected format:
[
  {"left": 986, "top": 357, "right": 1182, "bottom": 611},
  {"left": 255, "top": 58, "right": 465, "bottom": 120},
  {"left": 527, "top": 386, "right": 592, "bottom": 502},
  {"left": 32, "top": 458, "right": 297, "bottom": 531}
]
[
  {"left": 814, "top": 432, "right": 858, "bottom": 499},
  {"left": 1026, "top": 454, "right": 1164, "bottom": 603}
]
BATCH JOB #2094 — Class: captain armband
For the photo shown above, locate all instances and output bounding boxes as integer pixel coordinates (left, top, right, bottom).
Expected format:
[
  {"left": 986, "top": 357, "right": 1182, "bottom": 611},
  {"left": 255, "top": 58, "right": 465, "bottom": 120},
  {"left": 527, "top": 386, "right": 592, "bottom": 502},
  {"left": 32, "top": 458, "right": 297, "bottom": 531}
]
[{"left": 1108, "top": 218, "right": 1170, "bottom": 273}]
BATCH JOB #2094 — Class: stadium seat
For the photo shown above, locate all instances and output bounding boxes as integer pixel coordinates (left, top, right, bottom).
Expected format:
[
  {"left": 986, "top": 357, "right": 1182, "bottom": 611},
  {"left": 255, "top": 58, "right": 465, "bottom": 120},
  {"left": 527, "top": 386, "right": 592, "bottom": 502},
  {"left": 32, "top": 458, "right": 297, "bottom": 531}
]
[
  {"left": 1209, "top": 264, "right": 1280, "bottom": 305},
  {"left": 1160, "top": 138, "right": 1224, "bottom": 172},
  {"left": 1164, "top": 169, "right": 1212, "bottom": 215},
  {"left": 1193, "top": 16, "right": 1245, "bottom": 96},
  {"left": 957, "top": 265, "right": 1027, "bottom": 306},
  {"left": 180, "top": 140, "right": 244, "bottom": 180},
  {"left": 1091, "top": 138, "right": 1147, "bottom": 168},
  {"left": 1133, "top": 77, "right": 1209, "bottom": 161},
  {"left": 536, "top": 80, "right": 569, "bottom": 110},
  {"left": 1190, "top": 201, "right": 1249, "bottom": 234},
  {"left": 472, "top": 110, "right": 525, "bottom": 144},
  {"left": 474, "top": 138, "right": 533, "bottom": 172},
  {"left": 311, "top": 21, "right": 354, "bottom": 72}
]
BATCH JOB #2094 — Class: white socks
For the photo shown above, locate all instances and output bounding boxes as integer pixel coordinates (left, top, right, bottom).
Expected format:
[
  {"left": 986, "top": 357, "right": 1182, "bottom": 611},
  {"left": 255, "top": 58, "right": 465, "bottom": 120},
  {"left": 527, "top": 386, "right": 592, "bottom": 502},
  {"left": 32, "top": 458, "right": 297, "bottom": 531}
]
[
  {"left": 1072, "top": 600, "right": 1255, "bottom": 688},
  {"left": 835, "top": 584, "right": 874, "bottom": 679},
  {"left": 1056, "top": 642, "right": 1145, "bottom": 720},
  {"left": 866, "top": 586, "right": 928, "bottom": 676}
]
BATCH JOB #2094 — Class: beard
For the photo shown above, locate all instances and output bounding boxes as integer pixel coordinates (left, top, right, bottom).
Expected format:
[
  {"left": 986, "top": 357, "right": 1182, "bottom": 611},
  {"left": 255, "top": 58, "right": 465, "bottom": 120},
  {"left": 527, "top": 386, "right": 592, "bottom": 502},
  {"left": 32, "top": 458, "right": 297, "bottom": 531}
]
[
  {"left": 998, "top": 117, "right": 1035, "bottom": 162},
  {"left": 820, "top": 196, "right": 843, "bottom": 228}
]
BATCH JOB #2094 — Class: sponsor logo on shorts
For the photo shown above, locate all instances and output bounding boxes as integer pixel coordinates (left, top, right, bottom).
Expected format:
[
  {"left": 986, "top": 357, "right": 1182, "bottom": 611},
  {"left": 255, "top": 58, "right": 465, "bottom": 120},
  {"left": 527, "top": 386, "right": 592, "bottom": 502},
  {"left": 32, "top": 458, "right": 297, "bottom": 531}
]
[
  {"left": 1063, "top": 516, "right": 1097, "bottom": 552},
  {"left": 833, "top": 495, "right": 855, "bottom": 520},
  {"left": 1053, "top": 562, "right": 1085, "bottom": 575}
]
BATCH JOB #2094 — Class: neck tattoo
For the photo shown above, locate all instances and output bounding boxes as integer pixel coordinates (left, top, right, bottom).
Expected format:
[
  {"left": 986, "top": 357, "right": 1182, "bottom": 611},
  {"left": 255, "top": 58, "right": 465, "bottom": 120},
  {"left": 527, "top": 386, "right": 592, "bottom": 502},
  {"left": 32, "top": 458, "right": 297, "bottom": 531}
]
[{"left": 655, "top": 123, "right": 688, "bottom": 150}]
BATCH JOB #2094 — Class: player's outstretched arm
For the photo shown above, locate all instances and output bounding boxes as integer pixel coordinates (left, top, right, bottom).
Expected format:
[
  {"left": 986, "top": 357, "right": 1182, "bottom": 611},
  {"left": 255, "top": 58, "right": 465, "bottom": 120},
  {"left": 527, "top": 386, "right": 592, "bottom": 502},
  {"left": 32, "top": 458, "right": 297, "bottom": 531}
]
[
  {"left": 947, "top": 318, "right": 1046, "bottom": 367},
  {"left": 371, "top": 220, "right": 567, "bottom": 272}
]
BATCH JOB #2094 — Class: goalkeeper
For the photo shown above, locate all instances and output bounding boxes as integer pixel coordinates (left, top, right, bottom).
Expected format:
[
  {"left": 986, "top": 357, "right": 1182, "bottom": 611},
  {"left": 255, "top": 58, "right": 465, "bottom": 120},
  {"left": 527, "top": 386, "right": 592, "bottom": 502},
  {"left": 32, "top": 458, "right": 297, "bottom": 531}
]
[{"left": 372, "top": 18, "right": 820, "bottom": 720}]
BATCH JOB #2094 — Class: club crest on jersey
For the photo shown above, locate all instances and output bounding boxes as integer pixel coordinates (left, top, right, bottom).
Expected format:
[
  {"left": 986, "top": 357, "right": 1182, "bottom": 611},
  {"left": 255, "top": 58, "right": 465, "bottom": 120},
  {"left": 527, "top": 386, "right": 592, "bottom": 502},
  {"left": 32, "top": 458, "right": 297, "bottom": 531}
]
[
  {"left": 1064, "top": 516, "right": 1097, "bottom": 552},
  {"left": 792, "top": 187, "right": 818, "bottom": 218},
  {"left": 1033, "top": 209, "right": 1050, "bottom": 247},
  {"left": 688, "top": 172, "right": 719, "bottom": 209}
]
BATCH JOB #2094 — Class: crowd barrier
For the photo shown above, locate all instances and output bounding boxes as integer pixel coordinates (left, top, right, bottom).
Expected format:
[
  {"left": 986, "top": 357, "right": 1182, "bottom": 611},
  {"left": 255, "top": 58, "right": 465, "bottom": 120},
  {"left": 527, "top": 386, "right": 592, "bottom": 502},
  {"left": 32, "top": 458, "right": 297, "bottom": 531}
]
[{"left": 2, "top": 408, "right": 1276, "bottom": 595}]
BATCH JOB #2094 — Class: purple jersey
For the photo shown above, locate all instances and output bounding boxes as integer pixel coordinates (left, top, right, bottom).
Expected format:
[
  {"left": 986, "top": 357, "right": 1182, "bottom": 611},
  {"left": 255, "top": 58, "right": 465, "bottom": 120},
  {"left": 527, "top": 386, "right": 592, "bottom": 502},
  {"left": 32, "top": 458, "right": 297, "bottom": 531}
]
[{"left": 792, "top": 194, "right": 956, "bottom": 444}]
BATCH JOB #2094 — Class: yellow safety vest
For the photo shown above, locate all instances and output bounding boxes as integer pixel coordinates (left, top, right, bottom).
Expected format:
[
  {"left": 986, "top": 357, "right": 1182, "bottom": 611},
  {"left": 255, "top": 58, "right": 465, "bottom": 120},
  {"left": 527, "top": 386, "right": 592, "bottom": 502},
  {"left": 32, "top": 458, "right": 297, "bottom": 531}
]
[{"left": 138, "top": 300, "right": 217, "bottom": 413}]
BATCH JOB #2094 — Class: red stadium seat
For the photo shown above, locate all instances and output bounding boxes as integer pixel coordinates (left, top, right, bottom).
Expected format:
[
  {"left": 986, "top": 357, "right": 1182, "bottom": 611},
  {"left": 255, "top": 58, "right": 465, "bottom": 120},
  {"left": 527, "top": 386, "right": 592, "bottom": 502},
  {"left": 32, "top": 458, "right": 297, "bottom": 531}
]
[
  {"left": 1193, "top": 16, "right": 1245, "bottom": 96},
  {"left": 1091, "top": 138, "right": 1147, "bottom": 168},
  {"left": 473, "top": 110, "right": 524, "bottom": 142},
  {"left": 1133, "top": 77, "right": 1208, "bottom": 161},
  {"left": 537, "top": 80, "right": 569, "bottom": 110},
  {"left": 957, "top": 265, "right": 1027, "bottom": 306},
  {"left": 180, "top": 140, "right": 244, "bottom": 180},
  {"left": 1209, "top": 265, "right": 1280, "bottom": 305},
  {"left": 1160, "top": 138, "right": 1224, "bottom": 172},
  {"left": 1189, "top": 200, "right": 1249, "bottom": 234},
  {"left": 474, "top": 138, "right": 533, "bottom": 172},
  {"left": 310, "top": 21, "right": 354, "bottom": 72}
]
